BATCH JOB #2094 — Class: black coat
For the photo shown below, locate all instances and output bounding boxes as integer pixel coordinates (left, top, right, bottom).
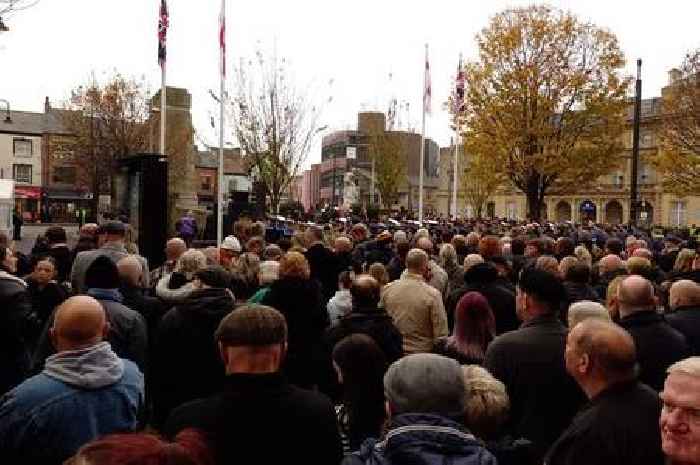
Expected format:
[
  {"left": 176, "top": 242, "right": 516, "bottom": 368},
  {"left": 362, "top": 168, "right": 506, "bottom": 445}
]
[
  {"left": 0, "top": 273, "right": 31, "bottom": 395},
  {"left": 562, "top": 282, "right": 600, "bottom": 322},
  {"left": 152, "top": 287, "right": 235, "bottom": 427},
  {"left": 666, "top": 306, "right": 700, "bottom": 355},
  {"left": 120, "top": 284, "right": 166, "bottom": 342},
  {"left": 262, "top": 277, "right": 329, "bottom": 388},
  {"left": 24, "top": 280, "right": 68, "bottom": 350},
  {"left": 619, "top": 311, "right": 690, "bottom": 391},
  {"left": 320, "top": 309, "right": 403, "bottom": 400},
  {"left": 447, "top": 264, "right": 518, "bottom": 334},
  {"left": 545, "top": 381, "right": 664, "bottom": 465},
  {"left": 485, "top": 314, "right": 585, "bottom": 458},
  {"left": 306, "top": 243, "right": 340, "bottom": 302},
  {"left": 164, "top": 373, "right": 343, "bottom": 465},
  {"left": 386, "top": 256, "right": 405, "bottom": 282}
]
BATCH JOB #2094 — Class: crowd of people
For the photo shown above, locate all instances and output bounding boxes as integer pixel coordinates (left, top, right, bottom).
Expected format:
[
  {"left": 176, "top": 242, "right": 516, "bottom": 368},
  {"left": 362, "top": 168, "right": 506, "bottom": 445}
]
[{"left": 0, "top": 216, "right": 699, "bottom": 465}]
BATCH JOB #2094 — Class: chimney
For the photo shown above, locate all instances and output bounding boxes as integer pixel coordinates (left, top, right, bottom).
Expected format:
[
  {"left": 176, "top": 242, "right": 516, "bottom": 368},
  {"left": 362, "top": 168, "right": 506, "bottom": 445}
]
[
  {"left": 669, "top": 68, "right": 682, "bottom": 85},
  {"left": 44, "top": 96, "right": 51, "bottom": 113}
]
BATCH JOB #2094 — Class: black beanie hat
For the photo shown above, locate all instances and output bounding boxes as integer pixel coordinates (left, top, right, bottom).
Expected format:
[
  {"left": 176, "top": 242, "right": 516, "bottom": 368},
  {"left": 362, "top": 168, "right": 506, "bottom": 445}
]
[
  {"left": 195, "top": 265, "right": 231, "bottom": 289},
  {"left": 85, "top": 255, "right": 120, "bottom": 289}
]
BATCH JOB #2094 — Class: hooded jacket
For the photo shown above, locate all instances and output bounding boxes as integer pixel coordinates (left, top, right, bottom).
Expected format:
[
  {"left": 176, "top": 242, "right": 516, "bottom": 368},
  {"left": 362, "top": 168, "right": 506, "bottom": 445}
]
[
  {"left": 0, "top": 271, "right": 31, "bottom": 395},
  {"left": 0, "top": 342, "right": 143, "bottom": 465},
  {"left": 327, "top": 289, "right": 353, "bottom": 326},
  {"left": 152, "top": 287, "right": 235, "bottom": 427},
  {"left": 32, "top": 288, "right": 148, "bottom": 375},
  {"left": 343, "top": 413, "right": 497, "bottom": 465}
]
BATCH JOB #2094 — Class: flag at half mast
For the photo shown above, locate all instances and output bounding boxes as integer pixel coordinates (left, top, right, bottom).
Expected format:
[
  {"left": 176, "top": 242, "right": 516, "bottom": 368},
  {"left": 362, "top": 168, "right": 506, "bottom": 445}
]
[
  {"left": 219, "top": 0, "right": 226, "bottom": 78},
  {"left": 158, "top": 0, "right": 169, "bottom": 69},
  {"left": 455, "top": 53, "right": 465, "bottom": 114}
]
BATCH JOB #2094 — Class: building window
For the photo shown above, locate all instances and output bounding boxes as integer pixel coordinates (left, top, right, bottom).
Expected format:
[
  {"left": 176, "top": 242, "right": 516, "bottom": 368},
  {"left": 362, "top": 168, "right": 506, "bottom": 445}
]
[
  {"left": 506, "top": 201, "right": 517, "bottom": 220},
  {"left": 52, "top": 166, "right": 77, "bottom": 185},
  {"left": 13, "top": 164, "right": 32, "bottom": 184},
  {"left": 201, "top": 175, "right": 213, "bottom": 191},
  {"left": 670, "top": 201, "right": 687, "bottom": 227},
  {"left": 13, "top": 138, "right": 32, "bottom": 158}
]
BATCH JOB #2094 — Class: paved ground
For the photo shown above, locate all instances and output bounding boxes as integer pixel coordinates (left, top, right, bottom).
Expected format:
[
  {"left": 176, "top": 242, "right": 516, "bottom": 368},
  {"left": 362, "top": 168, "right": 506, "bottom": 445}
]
[{"left": 13, "top": 224, "right": 80, "bottom": 255}]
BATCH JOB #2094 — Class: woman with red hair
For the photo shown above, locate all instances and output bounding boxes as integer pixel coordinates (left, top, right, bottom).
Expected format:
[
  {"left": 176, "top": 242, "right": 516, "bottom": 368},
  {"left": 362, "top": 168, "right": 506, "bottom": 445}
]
[
  {"left": 66, "top": 429, "right": 214, "bottom": 465},
  {"left": 433, "top": 291, "right": 496, "bottom": 365}
]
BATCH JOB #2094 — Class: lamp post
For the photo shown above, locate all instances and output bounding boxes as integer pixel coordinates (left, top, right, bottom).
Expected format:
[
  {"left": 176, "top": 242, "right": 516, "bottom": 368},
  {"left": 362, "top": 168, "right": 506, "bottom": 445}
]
[{"left": 630, "top": 59, "right": 642, "bottom": 226}]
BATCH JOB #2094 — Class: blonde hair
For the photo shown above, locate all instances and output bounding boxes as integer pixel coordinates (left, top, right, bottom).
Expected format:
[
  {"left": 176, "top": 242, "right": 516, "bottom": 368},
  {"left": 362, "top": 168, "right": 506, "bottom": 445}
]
[
  {"left": 463, "top": 254, "right": 484, "bottom": 273},
  {"left": 606, "top": 275, "right": 627, "bottom": 320},
  {"left": 668, "top": 357, "right": 700, "bottom": 378},
  {"left": 574, "top": 246, "right": 592, "bottom": 268},
  {"left": 279, "top": 251, "right": 310, "bottom": 280},
  {"left": 535, "top": 256, "right": 560, "bottom": 277},
  {"left": 559, "top": 256, "right": 579, "bottom": 278},
  {"left": 462, "top": 365, "right": 509, "bottom": 440},
  {"left": 368, "top": 262, "right": 389, "bottom": 286},
  {"left": 674, "top": 249, "right": 697, "bottom": 273},
  {"left": 175, "top": 249, "right": 207, "bottom": 280}
]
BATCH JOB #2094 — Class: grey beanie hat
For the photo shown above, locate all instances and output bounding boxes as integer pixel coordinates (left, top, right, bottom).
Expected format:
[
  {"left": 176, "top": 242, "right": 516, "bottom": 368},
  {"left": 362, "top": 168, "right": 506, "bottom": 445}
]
[{"left": 384, "top": 353, "right": 466, "bottom": 417}]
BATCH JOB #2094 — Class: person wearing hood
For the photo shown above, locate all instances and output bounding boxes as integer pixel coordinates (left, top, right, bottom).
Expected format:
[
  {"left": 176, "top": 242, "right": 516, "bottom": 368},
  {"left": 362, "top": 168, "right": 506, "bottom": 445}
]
[
  {"left": 0, "top": 245, "right": 31, "bottom": 394},
  {"left": 447, "top": 262, "right": 518, "bottom": 335},
  {"left": 344, "top": 354, "right": 497, "bottom": 465},
  {"left": 156, "top": 249, "right": 208, "bottom": 306},
  {"left": 152, "top": 266, "right": 235, "bottom": 428},
  {"left": 33, "top": 256, "right": 148, "bottom": 375},
  {"left": 0, "top": 296, "right": 144, "bottom": 465}
]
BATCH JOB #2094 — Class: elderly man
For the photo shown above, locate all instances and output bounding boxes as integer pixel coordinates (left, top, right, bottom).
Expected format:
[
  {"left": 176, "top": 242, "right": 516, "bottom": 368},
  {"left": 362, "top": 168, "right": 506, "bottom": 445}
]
[
  {"left": 165, "top": 304, "right": 342, "bottom": 465},
  {"left": 219, "top": 235, "right": 242, "bottom": 269},
  {"left": 618, "top": 275, "right": 690, "bottom": 391},
  {"left": 485, "top": 267, "right": 584, "bottom": 458},
  {"left": 416, "top": 237, "right": 448, "bottom": 296},
  {"left": 660, "top": 357, "right": 700, "bottom": 465},
  {"left": 381, "top": 249, "right": 448, "bottom": 354},
  {"left": 344, "top": 354, "right": 496, "bottom": 465},
  {"left": 249, "top": 260, "right": 280, "bottom": 303},
  {"left": 0, "top": 296, "right": 143, "bottom": 465},
  {"left": 150, "top": 237, "right": 187, "bottom": 287},
  {"left": 546, "top": 320, "right": 664, "bottom": 465},
  {"left": 666, "top": 280, "right": 700, "bottom": 355},
  {"left": 594, "top": 254, "right": 627, "bottom": 300},
  {"left": 118, "top": 256, "right": 164, "bottom": 338},
  {"left": 71, "top": 221, "right": 149, "bottom": 294}
]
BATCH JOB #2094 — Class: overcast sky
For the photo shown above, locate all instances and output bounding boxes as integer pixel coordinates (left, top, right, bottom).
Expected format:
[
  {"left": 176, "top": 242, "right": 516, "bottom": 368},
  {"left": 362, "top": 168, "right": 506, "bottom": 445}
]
[{"left": 1, "top": 0, "right": 698, "bottom": 169}]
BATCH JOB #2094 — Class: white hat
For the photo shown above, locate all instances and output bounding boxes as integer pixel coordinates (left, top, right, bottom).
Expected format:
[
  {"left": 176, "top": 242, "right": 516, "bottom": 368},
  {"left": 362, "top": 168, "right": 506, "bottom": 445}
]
[{"left": 221, "top": 235, "right": 242, "bottom": 252}]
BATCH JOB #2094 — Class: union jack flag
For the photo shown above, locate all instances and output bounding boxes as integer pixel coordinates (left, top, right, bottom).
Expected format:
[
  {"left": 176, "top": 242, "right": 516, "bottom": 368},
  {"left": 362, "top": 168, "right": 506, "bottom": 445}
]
[{"left": 157, "top": 0, "right": 169, "bottom": 69}]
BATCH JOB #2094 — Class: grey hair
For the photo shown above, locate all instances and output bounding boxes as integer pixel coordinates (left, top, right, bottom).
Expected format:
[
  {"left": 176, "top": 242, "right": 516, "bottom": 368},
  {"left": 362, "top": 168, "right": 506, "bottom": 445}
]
[
  {"left": 175, "top": 249, "right": 208, "bottom": 279},
  {"left": 406, "top": 248, "right": 429, "bottom": 272},
  {"left": 462, "top": 365, "right": 510, "bottom": 439},
  {"left": 568, "top": 300, "right": 611, "bottom": 328},
  {"left": 574, "top": 246, "right": 592, "bottom": 268},
  {"left": 668, "top": 357, "right": 700, "bottom": 378},
  {"left": 258, "top": 260, "right": 280, "bottom": 286},
  {"left": 463, "top": 254, "right": 485, "bottom": 272},
  {"left": 439, "top": 243, "right": 459, "bottom": 268}
]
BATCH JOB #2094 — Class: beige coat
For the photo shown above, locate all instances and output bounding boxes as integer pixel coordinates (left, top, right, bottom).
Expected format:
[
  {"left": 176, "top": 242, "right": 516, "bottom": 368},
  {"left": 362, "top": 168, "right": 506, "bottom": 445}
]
[{"left": 380, "top": 272, "right": 448, "bottom": 354}]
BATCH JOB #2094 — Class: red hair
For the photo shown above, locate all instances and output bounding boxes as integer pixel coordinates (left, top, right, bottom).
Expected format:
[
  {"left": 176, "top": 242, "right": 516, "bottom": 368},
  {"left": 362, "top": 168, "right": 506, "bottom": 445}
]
[
  {"left": 70, "top": 429, "right": 214, "bottom": 465},
  {"left": 449, "top": 292, "right": 496, "bottom": 363},
  {"left": 478, "top": 236, "right": 502, "bottom": 260}
]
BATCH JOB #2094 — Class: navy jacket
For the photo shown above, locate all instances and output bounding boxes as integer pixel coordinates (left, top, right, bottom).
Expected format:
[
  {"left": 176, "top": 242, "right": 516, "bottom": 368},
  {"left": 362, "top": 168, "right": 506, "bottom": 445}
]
[{"left": 343, "top": 413, "right": 497, "bottom": 465}]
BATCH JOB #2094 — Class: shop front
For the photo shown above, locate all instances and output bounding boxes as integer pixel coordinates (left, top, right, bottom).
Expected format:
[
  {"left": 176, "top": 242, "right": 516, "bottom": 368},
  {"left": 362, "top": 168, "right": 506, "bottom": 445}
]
[
  {"left": 43, "top": 188, "right": 94, "bottom": 223},
  {"left": 14, "top": 186, "right": 42, "bottom": 223}
]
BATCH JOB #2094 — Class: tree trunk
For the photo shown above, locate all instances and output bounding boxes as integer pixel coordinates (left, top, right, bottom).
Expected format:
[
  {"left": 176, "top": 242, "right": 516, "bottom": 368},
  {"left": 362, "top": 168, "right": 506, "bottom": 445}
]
[{"left": 526, "top": 189, "right": 544, "bottom": 222}]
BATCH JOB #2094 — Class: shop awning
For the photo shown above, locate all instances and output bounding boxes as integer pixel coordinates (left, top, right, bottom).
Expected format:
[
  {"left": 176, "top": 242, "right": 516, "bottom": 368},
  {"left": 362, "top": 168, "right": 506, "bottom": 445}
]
[
  {"left": 15, "top": 186, "right": 41, "bottom": 199},
  {"left": 46, "top": 189, "right": 93, "bottom": 200}
]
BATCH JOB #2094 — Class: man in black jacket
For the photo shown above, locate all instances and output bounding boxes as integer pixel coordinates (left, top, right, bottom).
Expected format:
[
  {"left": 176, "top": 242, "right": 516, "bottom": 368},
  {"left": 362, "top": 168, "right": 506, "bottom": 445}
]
[
  {"left": 117, "top": 256, "right": 165, "bottom": 341},
  {"left": 152, "top": 266, "right": 235, "bottom": 427},
  {"left": 666, "top": 280, "right": 700, "bottom": 355},
  {"left": 164, "top": 304, "right": 342, "bottom": 465},
  {"left": 305, "top": 225, "right": 339, "bottom": 302},
  {"left": 485, "top": 268, "right": 584, "bottom": 459},
  {"left": 545, "top": 319, "right": 664, "bottom": 465},
  {"left": 320, "top": 275, "right": 402, "bottom": 400},
  {"left": 617, "top": 275, "right": 690, "bottom": 391}
]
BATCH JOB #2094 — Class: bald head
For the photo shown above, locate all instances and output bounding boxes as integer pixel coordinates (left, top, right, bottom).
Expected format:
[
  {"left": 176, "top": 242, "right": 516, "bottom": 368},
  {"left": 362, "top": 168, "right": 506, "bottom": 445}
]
[
  {"left": 50, "top": 296, "right": 108, "bottom": 352},
  {"left": 117, "top": 255, "right": 143, "bottom": 287},
  {"left": 166, "top": 238, "right": 187, "bottom": 261},
  {"left": 599, "top": 254, "right": 624, "bottom": 275},
  {"left": 618, "top": 275, "right": 656, "bottom": 317},
  {"left": 669, "top": 280, "right": 700, "bottom": 311},
  {"left": 350, "top": 275, "right": 380, "bottom": 309},
  {"left": 568, "top": 319, "right": 637, "bottom": 385}
]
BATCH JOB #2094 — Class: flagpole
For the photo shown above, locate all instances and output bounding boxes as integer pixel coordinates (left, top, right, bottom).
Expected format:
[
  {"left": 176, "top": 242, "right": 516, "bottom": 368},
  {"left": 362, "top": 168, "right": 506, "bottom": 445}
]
[
  {"left": 452, "top": 131, "right": 458, "bottom": 219},
  {"left": 418, "top": 43, "right": 427, "bottom": 223},
  {"left": 160, "top": 65, "right": 166, "bottom": 156},
  {"left": 217, "top": 0, "right": 225, "bottom": 245}
]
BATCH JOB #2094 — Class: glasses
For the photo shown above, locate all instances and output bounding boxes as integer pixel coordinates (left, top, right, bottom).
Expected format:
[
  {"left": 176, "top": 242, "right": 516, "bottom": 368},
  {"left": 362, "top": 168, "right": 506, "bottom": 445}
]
[{"left": 662, "top": 399, "right": 700, "bottom": 425}]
